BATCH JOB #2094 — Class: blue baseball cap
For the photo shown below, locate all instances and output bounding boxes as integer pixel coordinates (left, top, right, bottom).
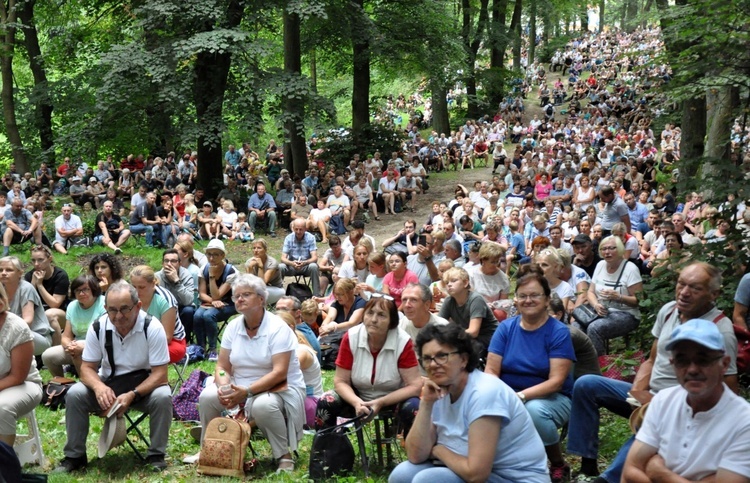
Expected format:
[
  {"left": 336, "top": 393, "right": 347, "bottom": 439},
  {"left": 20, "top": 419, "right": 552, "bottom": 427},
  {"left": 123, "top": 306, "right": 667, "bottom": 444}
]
[{"left": 665, "top": 319, "right": 725, "bottom": 352}]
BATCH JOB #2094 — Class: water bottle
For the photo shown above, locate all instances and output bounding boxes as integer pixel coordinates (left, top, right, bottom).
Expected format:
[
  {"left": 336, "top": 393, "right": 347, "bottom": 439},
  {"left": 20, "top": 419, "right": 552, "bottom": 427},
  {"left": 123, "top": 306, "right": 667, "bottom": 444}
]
[{"left": 218, "top": 370, "right": 240, "bottom": 417}]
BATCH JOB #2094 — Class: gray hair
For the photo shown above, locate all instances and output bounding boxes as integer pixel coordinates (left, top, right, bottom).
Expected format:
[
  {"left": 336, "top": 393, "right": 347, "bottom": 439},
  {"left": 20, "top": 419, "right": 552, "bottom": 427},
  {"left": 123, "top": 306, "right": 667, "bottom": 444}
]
[
  {"left": 445, "top": 239, "right": 462, "bottom": 253},
  {"left": 404, "top": 283, "right": 432, "bottom": 303},
  {"left": 106, "top": 280, "right": 139, "bottom": 305},
  {"left": 0, "top": 256, "right": 23, "bottom": 272},
  {"left": 231, "top": 274, "right": 268, "bottom": 304},
  {"left": 277, "top": 295, "right": 301, "bottom": 311}
]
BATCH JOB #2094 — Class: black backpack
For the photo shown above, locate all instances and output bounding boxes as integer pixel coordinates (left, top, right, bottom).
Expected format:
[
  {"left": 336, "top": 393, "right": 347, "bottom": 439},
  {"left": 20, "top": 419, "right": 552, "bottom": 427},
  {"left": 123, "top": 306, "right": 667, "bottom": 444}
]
[
  {"left": 318, "top": 331, "right": 344, "bottom": 370},
  {"left": 546, "top": 105, "right": 554, "bottom": 116}
]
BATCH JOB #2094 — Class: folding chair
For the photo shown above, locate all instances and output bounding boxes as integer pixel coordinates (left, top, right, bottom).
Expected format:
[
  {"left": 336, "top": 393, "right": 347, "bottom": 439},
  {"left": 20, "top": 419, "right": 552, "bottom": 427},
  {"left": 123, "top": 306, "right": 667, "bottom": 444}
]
[
  {"left": 14, "top": 409, "right": 46, "bottom": 467},
  {"left": 123, "top": 410, "right": 150, "bottom": 462},
  {"left": 355, "top": 410, "right": 402, "bottom": 477},
  {"left": 171, "top": 356, "right": 190, "bottom": 396}
]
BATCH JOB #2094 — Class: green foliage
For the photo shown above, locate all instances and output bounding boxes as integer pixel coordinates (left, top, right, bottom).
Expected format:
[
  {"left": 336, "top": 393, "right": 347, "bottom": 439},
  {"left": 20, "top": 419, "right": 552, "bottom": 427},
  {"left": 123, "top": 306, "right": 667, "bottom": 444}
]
[{"left": 317, "top": 124, "right": 406, "bottom": 168}]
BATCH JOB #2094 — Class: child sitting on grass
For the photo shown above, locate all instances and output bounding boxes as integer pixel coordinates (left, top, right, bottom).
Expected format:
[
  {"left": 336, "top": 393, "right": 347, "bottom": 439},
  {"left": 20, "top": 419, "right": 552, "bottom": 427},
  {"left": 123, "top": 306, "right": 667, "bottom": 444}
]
[{"left": 233, "top": 212, "right": 255, "bottom": 242}]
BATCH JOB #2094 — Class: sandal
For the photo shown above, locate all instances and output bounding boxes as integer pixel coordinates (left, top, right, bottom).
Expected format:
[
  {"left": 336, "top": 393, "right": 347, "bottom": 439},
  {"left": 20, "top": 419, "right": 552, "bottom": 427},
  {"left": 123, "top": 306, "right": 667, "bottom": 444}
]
[
  {"left": 374, "top": 216, "right": 381, "bottom": 221},
  {"left": 276, "top": 458, "right": 295, "bottom": 474}
]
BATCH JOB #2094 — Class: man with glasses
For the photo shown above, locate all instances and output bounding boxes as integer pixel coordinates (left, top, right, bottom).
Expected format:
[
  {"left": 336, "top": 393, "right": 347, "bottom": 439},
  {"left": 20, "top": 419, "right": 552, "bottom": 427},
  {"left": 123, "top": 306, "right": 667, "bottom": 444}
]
[
  {"left": 623, "top": 319, "right": 750, "bottom": 482},
  {"left": 566, "top": 262, "right": 739, "bottom": 482},
  {"left": 2, "top": 198, "right": 44, "bottom": 256},
  {"left": 55, "top": 281, "right": 172, "bottom": 473},
  {"left": 155, "top": 249, "right": 196, "bottom": 344}
]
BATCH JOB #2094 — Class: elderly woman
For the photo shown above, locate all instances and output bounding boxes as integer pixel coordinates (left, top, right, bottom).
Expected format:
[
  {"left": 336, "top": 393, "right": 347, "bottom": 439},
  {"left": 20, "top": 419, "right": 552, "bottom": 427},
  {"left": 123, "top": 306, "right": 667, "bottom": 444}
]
[
  {"left": 537, "top": 248, "right": 576, "bottom": 313},
  {"left": 194, "top": 239, "right": 238, "bottom": 362},
  {"left": 315, "top": 295, "right": 421, "bottom": 433},
  {"left": 390, "top": 324, "right": 549, "bottom": 483},
  {"left": 88, "top": 253, "right": 123, "bottom": 294},
  {"left": 0, "top": 257, "right": 52, "bottom": 355},
  {"left": 41, "top": 276, "right": 104, "bottom": 377},
  {"left": 438, "top": 267, "right": 499, "bottom": 355},
  {"left": 485, "top": 269, "right": 576, "bottom": 481},
  {"left": 244, "top": 238, "right": 284, "bottom": 305},
  {"left": 584, "top": 235, "right": 643, "bottom": 355},
  {"left": 277, "top": 311, "right": 323, "bottom": 428},
  {"left": 129, "top": 265, "right": 187, "bottom": 363},
  {"left": 187, "top": 274, "right": 306, "bottom": 474},
  {"left": 318, "top": 279, "right": 366, "bottom": 336},
  {"left": 0, "top": 284, "right": 43, "bottom": 448}
]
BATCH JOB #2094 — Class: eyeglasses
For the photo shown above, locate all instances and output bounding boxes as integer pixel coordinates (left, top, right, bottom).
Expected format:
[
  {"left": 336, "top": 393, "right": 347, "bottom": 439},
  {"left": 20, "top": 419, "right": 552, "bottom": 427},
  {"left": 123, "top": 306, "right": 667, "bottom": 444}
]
[
  {"left": 232, "top": 292, "right": 256, "bottom": 302},
  {"left": 420, "top": 351, "right": 460, "bottom": 367},
  {"left": 163, "top": 258, "right": 180, "bottom": 264},
  {"left": 516, "top": 293, "right": 545, "bottom": 301},
  {"left": 671, "top": 354, "right": 723, "bottom": 369},
  {"left": 75, "top": 287, "right": 92, "bottom": 295},
  {"left": 600, "top": 246, "right": 617, "bottom": 251},
  {"left": 106, "top": 305, "right": 135, "bottom": 317},
  {"left": 370, "top": 293, "right": 395, "bottom": 302}
]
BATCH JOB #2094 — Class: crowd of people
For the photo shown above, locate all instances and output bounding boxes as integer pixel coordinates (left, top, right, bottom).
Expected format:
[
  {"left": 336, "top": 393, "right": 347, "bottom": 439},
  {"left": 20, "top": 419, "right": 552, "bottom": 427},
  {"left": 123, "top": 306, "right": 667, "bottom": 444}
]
[{"left": 1, "top": 26, "right": 750, "bottom": 483}]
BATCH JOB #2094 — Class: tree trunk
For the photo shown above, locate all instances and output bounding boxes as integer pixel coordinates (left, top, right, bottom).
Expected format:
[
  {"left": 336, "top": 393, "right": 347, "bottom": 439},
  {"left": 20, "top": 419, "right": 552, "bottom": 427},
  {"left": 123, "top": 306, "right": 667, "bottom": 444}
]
[
  {"left": 283, "top": 8, "right": 308, "bottom": 178},
  {"left": 677, "top": 96, "right": 706, "bottom": 178},
  {"left": 18, "top": 0, "right": 54, "bottom": 165},
  {"left": 625, "top": 0, "right": 638, "bottom": 31},
  {"left": 489, "top": 0, "right": 508, "bottom": 69},
  {"left": 351, "top": 0, "right": 370, "bottom": 142},
  {"left": 580, "top": 3, "right": 589, "bottom": 32},
  {"left": 309, "top": 48, "right": 317, "bottom": 93},
  {"left": 462, "top": 0, "right": 489, "bottom": 119},
  {"left": 0, "top": 0, "right": 27, "bottom": 171},
  {"left": 542, "top": 7, "right": 550, "bottom": 41},
  {"left": 512, "top": 2, "right": 522, "bottom": 70},
  {"left": 599, "top": 0, "right": 605, "bottom": 32},
  {"left": 528, "top": 0, "right": 536, "bottom": 65},
  {"left": 704, "top": 85, "right": 737, "bottom": 160},
  {"left": 431, "top": 81, "right": 449, "bottom": 135},
  {"left": 193, "top": 0, "right": 242, "bottom": 199}
]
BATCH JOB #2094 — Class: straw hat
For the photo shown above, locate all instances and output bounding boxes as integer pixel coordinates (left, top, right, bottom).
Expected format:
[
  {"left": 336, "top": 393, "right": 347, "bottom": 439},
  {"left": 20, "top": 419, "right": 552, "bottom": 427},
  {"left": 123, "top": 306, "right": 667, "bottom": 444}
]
[{"left": 98, "top": 416, "right": 127, "bottom": 458}]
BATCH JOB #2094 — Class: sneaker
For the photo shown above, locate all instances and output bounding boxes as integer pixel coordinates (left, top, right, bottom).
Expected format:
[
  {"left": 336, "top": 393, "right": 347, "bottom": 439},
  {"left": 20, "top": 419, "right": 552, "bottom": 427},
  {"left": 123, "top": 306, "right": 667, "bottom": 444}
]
[
  {"left": 270, "top": 232, "right": 277, "bottom": 238},
  {"left": 550, "top": 463, "right": 571, "bottom": 483},
  {"left": 146, "top": 454, "right": 167, "bottom": 471},
  {"left": 54, "top": 456, "right": 88, "bottom": 473},
  {"left": 183, "top": 451, "right": 201, "bottom": 464},
  {"left": 207, "top": 350, "right": 218, "bottom": 362},
  {"left": 189, "top": 426, "right": 202, "bottom": 442}
]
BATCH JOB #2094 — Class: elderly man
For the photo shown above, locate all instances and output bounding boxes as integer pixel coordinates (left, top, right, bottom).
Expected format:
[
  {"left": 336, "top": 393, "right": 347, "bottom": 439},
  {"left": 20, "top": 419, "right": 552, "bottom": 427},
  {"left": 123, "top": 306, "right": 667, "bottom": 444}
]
[
  {"left": 444, "top": 239, "right": 465, "bottom": 268},
  {"left": 247, "top": 181, "right": 278, "bottom": 238},
  {"left": 326, "top": 184, "right": 351, "bottom": 228},
  {"left": 399, "top": 283, "right": 449, "bottom": 343},
  {"left": 622, "top": 319, "right": 750, "bottom": 483},
  {"left": 275, "top": 295, "right": 321, "bottom": 360},
  {"left": 52, "top": 203, "right": 84, "bottom": 255},
  {"left": 55, "top": 281, "right": 172, "bottom": 472},
  {"left": 280, "top": 218, "right": 321, "bottom": 296},
  {"left": 671, "top": 212, "right": 701, "bottom": 246},
  {"left": 130, "top": 191, "right": 164, "bottom": 248},
  {"left": 2, "top": 198, "right": 43, "bottom": 256},
  {"left": 397, "top": 170, "right": 419, "bottom": 213},
  {"left": 155, "top": 249, "right": 196, "bottom": 344},
  {"left": 95, "top": 200, "right": 131, "bottom": 254},
  {"left": 567, "top": 262, "right": 739, "bottom": 482}
]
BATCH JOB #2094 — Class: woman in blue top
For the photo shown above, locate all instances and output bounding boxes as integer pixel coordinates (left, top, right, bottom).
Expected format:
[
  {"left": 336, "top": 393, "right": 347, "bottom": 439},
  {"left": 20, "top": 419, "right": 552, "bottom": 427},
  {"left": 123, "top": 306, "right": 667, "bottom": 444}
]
[
  {"left": 390, "top": 323, "right": 549, "bottom": 483},
  {"left": 318, "top": 278, "right": 366, "bottom": 336},
  {"left": 485, "top": 267, "right": 575, "bottom": 483}
]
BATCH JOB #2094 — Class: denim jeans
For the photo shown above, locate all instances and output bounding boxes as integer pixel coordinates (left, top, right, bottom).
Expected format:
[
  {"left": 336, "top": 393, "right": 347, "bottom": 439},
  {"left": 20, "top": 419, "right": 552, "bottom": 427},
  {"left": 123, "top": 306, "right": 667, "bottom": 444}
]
[
  {"left": 525, "top": 392, "right": 571, "bottom": 445},
  {"left": 179, "top": 305, "right": 195, "bottom": 344},
  {"left": 566, "top": 375, "right": 633, "bottom": 460},
  {"left": 599, "top": 435, "right": 635, "bottom": 483},
  {"left": 130, "top": 223, "right": 164, "bottom": 246},
  {"left": 193, "top": 303, "right": 236, "bottom": 350}
]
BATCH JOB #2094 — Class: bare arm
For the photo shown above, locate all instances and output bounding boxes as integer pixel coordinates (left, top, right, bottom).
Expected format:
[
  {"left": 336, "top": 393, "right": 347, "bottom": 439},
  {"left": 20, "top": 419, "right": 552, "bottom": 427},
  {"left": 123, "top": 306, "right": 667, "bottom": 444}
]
[
  {"left": 522, "top": 358, "right": 572, "bottom": 399},
  {"left": 333, "top": 367, "right": 370, "bottom": 417},
  {"left": 733, "top": 303, "right": 749, "bottom": 331},
  {"left": 432, "top": 416, "right": 502, "bottom": 483},
  {"left": 0, "top": 340, "right": 33, "bottom": 392},
  {"left": 361, "top": 366, "right": 422, "bottom": 417}
]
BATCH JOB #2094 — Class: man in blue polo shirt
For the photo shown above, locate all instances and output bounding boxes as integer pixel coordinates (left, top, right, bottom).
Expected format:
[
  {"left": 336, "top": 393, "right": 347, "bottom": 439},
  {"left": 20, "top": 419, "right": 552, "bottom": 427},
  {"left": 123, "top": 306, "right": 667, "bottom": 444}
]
[
  {"left": 280, "top": 218, "right": 321, "bottom": 296},
  {"left": 624, "top": 192, "right": 650, "bottom": 236}
]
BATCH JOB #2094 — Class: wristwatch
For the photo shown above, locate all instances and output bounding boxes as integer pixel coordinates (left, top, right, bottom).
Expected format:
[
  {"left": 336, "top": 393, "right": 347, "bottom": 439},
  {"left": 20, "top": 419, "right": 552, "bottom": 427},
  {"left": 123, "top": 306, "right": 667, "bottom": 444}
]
[
  {"left": 132, "top": 389, "right": 141, "bottom": 402},
  {"left": 518, "top": 392, "right": 526, "bottom": 403},
  {"left": 246, "top": 387, "right": 254, "bottom": 399}
]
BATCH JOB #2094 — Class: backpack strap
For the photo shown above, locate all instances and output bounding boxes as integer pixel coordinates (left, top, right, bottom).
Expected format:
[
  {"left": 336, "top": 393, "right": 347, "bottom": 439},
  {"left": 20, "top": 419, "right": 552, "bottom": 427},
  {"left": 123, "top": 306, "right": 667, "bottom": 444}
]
[{"left": 95, "top": 314, "right": 152, "bottom": 381}]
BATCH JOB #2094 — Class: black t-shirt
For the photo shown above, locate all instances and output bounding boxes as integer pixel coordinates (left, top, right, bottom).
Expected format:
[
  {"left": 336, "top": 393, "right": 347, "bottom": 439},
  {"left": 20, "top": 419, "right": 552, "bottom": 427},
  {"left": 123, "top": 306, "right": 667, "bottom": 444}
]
[
  {"left": 24, "top": 267, "right": 70, "bottom": 311},
  {"left": 130, "top": 202, "right": 158, "bottom": 225},
  {"left": 95, "top": 211, "right": 122, "bottom": 237}
]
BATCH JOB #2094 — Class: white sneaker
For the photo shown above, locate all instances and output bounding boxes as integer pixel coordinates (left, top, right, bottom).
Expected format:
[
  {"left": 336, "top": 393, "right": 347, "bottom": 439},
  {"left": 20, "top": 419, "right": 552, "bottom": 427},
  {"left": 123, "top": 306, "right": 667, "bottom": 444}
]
[{"left": 182, "top": 452, "right": 200, "bottom": 464}]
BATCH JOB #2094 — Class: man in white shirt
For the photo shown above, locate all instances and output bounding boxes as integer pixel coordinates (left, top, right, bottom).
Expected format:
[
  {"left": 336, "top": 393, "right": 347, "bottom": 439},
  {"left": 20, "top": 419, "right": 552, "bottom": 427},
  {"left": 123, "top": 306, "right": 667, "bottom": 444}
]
[
  {"left": 352, "top": 176, "right": 378, "bottom": 221},
  {"left": 53, "top": 203, "right": 84, "bottom": 255},
  {"left": 623, "top": 319, "right": 750, "bottom": 483},
  {"left": 326, "top": 185, "right": 351, "bottom": 226},
  {"left": 397, "top": 171, "right": 419, "bottom": 212}
]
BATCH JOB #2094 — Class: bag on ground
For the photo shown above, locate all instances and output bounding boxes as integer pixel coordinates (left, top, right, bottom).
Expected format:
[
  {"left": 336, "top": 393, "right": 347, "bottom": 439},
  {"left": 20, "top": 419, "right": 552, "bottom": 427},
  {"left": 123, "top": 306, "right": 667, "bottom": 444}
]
[
  {"left": 40, "top": 376, "right": 76, "bottom": 411},
  {"left": 198, "top": 416, "right": 252, "bottom": 478},
  {"left": 173, "top": 369, "right": 210, "bottom": 421},
  {"left": 286, "top": 282, "right": 313, "bottom": 301},
  {"left": 308, "top": 415, "right": 364, "bottom": 481}
]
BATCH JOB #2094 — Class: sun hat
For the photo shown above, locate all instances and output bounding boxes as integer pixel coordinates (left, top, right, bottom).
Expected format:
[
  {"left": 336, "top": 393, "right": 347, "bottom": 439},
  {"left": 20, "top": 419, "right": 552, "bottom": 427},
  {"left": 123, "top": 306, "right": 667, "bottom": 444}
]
[
  {"left": 98, "top": 415, "right": 126, "bottom": 458},
  {"left": 206, "top": 239, "right": 226, "bottom": 255}
]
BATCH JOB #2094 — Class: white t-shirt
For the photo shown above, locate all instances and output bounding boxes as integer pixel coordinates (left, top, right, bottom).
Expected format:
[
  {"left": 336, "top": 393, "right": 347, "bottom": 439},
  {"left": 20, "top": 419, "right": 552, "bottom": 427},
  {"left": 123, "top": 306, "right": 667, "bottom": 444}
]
[
  {"left": 591, "top": 260, "right": 641, "bottom": 318},
  {"left": 327, "top": 194, "right": 350, "bottom": 215},
  {"left": 636, "top": 384, "right": 750, "bottom": 480},
  {"left": 54, "top": 214, "right": 83, "bottom": 245},
  {"left": 220, "top": 311, "right": 305, "bottom": 390},
  {"left": 310, "top": 208, "right": 331, "bottom": 224},
  {"left": 352, "top": 184, "right": 372, "bottom": 204},
  {"left": 217, "top": 210, "right": 238, "bottom": 228},
  {"left": 468, "top": 266, "right": 510, "bottom": 303}
]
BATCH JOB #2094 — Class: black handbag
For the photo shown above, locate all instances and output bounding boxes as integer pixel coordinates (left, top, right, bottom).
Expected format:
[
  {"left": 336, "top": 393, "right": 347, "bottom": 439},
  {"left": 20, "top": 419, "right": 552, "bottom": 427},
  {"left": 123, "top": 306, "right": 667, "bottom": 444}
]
[
  {"left": 308, "top": 414, "right": 365, "bottom": 481},
  {"left": 572, "top": 261, "right": 628, "bottom": 330},
  {"left": 41, "top": 376, "right": 76, "bottom": 411}
]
